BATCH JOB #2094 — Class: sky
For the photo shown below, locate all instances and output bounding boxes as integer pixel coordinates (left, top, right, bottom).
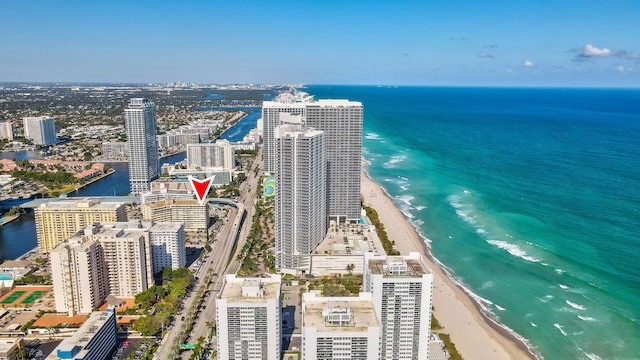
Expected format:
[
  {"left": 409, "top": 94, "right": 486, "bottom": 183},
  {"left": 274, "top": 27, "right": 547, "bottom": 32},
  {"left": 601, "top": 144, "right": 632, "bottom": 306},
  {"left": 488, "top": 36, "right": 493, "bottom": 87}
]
[{"left": 1, "top": 0, "right": 639, "bottom": 87}]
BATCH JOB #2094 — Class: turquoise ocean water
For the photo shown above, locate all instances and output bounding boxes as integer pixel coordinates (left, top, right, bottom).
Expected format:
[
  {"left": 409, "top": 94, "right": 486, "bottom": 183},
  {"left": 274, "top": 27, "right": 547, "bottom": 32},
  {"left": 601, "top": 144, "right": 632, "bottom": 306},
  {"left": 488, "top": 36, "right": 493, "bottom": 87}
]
[{"left": 307, "top": 86, "right": 640, "bottom": 360}]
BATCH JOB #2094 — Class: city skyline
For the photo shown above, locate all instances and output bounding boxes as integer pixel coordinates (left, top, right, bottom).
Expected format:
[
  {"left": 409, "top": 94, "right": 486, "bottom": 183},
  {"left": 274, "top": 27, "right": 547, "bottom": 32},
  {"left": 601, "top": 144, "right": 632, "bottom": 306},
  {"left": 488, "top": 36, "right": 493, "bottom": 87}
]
[{"left": 0, "top": 1, "right": 638, "bottom": 87}]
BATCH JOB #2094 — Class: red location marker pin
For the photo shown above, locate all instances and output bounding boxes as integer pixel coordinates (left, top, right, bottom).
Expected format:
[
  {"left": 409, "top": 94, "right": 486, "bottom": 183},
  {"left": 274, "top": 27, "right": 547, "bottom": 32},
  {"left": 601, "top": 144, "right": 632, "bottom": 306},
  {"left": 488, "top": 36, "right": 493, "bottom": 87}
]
[{"left": 188, "top": 175, "right": 214, "bottom": 206}]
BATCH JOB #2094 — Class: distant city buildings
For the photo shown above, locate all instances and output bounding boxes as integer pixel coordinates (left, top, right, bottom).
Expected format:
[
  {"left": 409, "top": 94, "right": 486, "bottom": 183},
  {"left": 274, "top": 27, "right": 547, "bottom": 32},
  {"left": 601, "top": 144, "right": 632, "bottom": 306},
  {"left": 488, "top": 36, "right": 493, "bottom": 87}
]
[
  {"left": 34, "top": 198, "right": 127, "bottom": 253},
  {"left": 101, "top": 141, "right": 128, "bottom": 160},
  {"left": 216, "top": 274, "right": 282, "bottom": 360},
  {"left": 47, "top": 308, "right": 117, "bottom": 360},
  {"left": 0, "top": 122, "right": 15, "bottom": 140},
  {"left": 302, "top": 291, "right": 380, "bottom": 360},
  {"left": 23, "top": 116, "right": 57, "bottom": 145},
  {"left": 125, "top": 98, "right": 159, "bottom": 195},
  {"left": 274, "top": 125, "right": 326, "bottom": 274},
  {"left": 364, "top": 252, "right": 434, "bottom": 360}
]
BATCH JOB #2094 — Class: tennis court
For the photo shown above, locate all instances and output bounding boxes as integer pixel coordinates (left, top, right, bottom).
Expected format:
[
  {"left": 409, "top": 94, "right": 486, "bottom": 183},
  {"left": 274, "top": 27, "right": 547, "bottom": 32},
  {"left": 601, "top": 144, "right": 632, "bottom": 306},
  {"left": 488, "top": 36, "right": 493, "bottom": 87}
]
[
  {"left": 20, "top": 290, "right": 48, "bottom": 304},
  {"left": 0, "top": 291, "right": 26, "bottom": 304}
]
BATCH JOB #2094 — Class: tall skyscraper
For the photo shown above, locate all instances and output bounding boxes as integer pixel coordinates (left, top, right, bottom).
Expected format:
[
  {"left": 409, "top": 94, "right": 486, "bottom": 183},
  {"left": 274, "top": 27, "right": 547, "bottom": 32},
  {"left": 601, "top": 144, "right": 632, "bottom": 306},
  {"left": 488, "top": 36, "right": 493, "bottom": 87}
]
[
  {"left": 302, "top": 291, "right": 380, "bottom": 360},
  {"left": 262, "top": 93, "right": 363, "bottom": 224},
  {"left": 186, "top": 140, "right": 235, "bottom": 169},
  {"left": 50, "top": 236, "right": 108, "bottom": 316},
  {"left": 216, "top": 274, "right": 281, "bottom": 360},
  {"left": 0, "top": 122, "right": 15, "bottom": 140},
  {"left": 23, "top": 116, "right": 57, "bottom": 145},
  {"left": 305, "top": 99, "right": 363, "bottom": 224},
  {"left": 274, "top": 125, "right": 326, "bottom": 274},
  {"left": 34, "top": 198, "right": 127, "bottom": 253},
  {"left": 262, "top": 91, "right": 313, "bottom": 174},
  {"left": 125, "top": 98, "right": 159, "bottom": 195},
  {"left": 364, "top": 252, "right": 434, "bottom": 360}
]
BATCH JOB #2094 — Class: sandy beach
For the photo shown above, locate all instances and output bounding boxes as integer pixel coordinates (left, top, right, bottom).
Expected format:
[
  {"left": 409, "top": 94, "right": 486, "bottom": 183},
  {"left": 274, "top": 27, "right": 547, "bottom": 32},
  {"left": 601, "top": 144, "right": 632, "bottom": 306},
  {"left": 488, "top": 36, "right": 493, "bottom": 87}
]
[{"left": 361, "top": 169, "right": 537, "bottom": 360}]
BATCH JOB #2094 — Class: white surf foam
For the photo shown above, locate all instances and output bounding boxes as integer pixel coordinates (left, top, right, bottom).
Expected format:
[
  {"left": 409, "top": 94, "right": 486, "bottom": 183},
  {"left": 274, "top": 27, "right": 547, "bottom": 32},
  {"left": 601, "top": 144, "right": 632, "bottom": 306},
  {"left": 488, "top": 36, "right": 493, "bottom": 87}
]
[
  {"left": 365, "top": 132, "right": 381, "bottom": 140},
  {"left": 395, "top": 194, "right": 415, "bottom": 206},
  {"left": 559, "top": 284, "right": 569, "bottom": 290},
  {"left": 495, "top": 304, "right": 506, "bottom": 311},
  {"left": 583, "top": 352, "right": 602, "bottom": 360},
  {"left": 565, "top": 300, "right": 587, "bottom": 311},
  {"left": 553, "top": 323, "right": 568, "bottom": 336},
  {"left": 486, "top": 239, "right": 541, "bottom": 263},
  {"left": 415, "top": 205, "right": 427, "bottom": 211},
  {"left": 540, "top": 295, "right": 554, "bottom": 303},
  {"left": 383, "top": 154, "right": 406, "bottom": 168},
  {"left": 578, "top": 315, "right": 597, "bottom": 322},
  {"left": 530, "top": 322, "right": 538, "bottom": 327}
]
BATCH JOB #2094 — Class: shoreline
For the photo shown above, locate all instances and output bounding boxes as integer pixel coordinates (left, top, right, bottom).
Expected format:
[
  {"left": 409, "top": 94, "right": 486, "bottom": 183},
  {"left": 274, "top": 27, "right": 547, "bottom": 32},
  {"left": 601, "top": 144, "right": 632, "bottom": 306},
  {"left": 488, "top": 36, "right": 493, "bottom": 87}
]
[{"left": 361, "top": 166, "right": 539, "bottom": 360}]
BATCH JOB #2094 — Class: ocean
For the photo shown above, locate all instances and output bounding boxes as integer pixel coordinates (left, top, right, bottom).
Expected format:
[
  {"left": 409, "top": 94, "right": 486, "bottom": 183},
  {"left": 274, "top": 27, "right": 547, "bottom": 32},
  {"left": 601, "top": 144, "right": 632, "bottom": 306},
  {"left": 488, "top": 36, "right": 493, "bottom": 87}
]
[{"left": 306, "top": 85, "right": 640, "bottom": 360}]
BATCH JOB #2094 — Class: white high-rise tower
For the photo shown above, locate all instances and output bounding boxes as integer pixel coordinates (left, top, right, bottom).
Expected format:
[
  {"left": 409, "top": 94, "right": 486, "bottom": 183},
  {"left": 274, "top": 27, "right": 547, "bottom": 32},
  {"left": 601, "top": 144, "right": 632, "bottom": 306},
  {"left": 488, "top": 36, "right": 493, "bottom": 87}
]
[
  {"left": 364, "top": 252, "right": 434, "bottom": 360},
  {"left": 305, "top": 99, "right": 363, "bottom": 224},
  {"left": 125, "top": 98, "right": 158, "bottom": 195},
  {"left": 274, "top": 125, "right": 326, "bottom": 274},
  {"left": 23, "top": 116, "right": 57, "bottom": 145}
]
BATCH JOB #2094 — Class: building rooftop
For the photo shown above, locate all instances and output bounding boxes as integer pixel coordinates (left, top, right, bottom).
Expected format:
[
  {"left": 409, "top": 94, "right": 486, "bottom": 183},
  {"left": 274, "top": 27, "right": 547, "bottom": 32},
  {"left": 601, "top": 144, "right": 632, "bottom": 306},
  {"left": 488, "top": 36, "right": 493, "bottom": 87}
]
[
  {"left": 37, "top": 198, "right": 124, "bottom": 210},
  {"left": 143, "top": 199, "right": 202, "bottom": 208},
  {"left": 47, "top": 310, "right": 114, "bottom": 359},
  {"left": 219, "top": 275, "right": 281, "bottom": 303},
  {"left": 367, "top": 255, "right": 430, "bottom": 277},
  {"left": 315, "top": 224, "right": 383, "bottom": 256},
  {"left": 303, "top": 292, "right": 378, "bottom": 332}
]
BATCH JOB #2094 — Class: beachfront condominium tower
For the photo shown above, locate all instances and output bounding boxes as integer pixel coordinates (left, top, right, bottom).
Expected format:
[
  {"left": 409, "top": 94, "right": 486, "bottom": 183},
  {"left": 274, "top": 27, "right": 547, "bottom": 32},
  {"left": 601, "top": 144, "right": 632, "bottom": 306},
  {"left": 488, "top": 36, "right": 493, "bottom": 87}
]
[
  {"left": 274, "top": 125, "right": 326, "bottom": 274},
  {"left": 34, "top": 198, "right": 127, "bottom": 253},
  {"left": 50, "top": 236, "right": 109, "bottom": 316},
  {"left": 302, "top": 291, "right": 380, "bottom": 360},
  {"left": 215, "top": 274, "right": 282, "bottom": 360},
  {"left": 364, "top": 252, "right": 434, "bottom": 360},
  {"left": 23, "top": 116, "right": 57, "bottom": 145},
  {"left": 262, "top": 93, "right": 363, "bottom": 224},
  {"left": 305, "top": 99, "right": 363, "bottom": 224},
  {"left": 262, "top": 91, "right": 313, "bottom": 174},
  {"left": 125, "top": 98, "right": 159, "bottom": 195}
]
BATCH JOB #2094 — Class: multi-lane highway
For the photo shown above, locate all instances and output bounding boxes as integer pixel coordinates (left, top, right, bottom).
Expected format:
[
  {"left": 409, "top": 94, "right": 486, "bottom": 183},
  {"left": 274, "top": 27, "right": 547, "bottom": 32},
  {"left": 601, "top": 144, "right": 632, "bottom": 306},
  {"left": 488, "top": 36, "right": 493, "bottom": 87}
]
[{"left": 154, "top": 149, "right": 263, "bottom": 360}]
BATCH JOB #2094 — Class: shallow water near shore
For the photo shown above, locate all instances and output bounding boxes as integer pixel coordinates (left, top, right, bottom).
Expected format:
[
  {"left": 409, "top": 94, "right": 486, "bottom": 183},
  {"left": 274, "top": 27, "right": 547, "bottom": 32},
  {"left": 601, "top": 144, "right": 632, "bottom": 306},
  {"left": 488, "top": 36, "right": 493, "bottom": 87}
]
[{"left": 308, "top": 85, "right": 640, "bottom": 360}]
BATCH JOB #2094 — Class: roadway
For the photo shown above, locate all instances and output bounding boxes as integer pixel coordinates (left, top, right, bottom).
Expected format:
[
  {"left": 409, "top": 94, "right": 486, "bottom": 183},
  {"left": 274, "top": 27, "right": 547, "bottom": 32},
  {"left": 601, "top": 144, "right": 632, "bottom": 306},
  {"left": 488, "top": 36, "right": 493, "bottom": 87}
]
[{"left": 155, "top": 148, "right": 263, "bottom": 360}]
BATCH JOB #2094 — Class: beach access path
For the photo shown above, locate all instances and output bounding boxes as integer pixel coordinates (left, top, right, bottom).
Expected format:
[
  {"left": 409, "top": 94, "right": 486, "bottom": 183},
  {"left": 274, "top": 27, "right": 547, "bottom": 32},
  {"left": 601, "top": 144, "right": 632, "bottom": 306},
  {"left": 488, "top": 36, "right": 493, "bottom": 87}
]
[{"left": 361, "top": 170, "right": 536, "bottom": 360}]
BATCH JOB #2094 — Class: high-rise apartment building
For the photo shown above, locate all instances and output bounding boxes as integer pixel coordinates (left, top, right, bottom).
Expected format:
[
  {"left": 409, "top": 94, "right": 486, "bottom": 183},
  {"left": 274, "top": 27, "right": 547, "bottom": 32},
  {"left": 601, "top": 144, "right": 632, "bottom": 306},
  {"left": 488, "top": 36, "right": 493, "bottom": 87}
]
[
  {"left": 305, "top": 99, "right": 363, "bottom": 224},
  {"left": 364, "top": 252, "right": 434, "bottom": 360},
  {"left": 262, "top": 92, "right": 312, "bottom": 174},
  {"left": 50, "top": 236, "right": 108, "bottom": 316},
  {"left": 89, "top": 224, "right": 154, "bottom": 298},
  {"left": 23, "top": 116, "right": 57, "bottom": 145},
  {"left": 274, "top": 125, "right": 326, "bottom": 274},
  {"left": 125, "top": 98, "right": 159, "bottom": 195},
  {"left": 302, "top": 291, "right": 380, "bottom": 360},
  {"left": 0, "top": 122, "right": 15, "bottom": 140},
  {"left": 215, "top": 274, "right": 281, "bottom": 360},
  {"left": 186, "top": 140, "right": 235, "bottom": 170},
  {"left": 50, "top": 220, "right": 184, "bottom": 315},
  {"left": 262, "top": 93, "right": 363, "bottom": 224},
  {"left": 34, "top": 198, "right": 127, "bottom": 253},
  {"left": 141, "top": 199, "right": 208, "bottom": 231}
]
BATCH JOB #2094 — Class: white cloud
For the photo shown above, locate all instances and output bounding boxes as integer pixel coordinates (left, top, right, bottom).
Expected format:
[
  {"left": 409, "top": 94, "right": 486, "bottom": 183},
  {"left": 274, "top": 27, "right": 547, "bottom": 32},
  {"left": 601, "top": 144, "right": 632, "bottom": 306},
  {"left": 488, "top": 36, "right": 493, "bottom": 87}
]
[
  {"left": 523, "top": 60, "right": 534, "bottom": 67},
  {"left": 583, "top": 44, "right": 612, "bottom": 57},
  {"left": 505, "top": 68, "right": 513, "bottom": 73},
  {"left": 572, "top": 43, "right": 640, "bottom": 62},
  {"left": 614, "top": 65, "right": 626, "bottom": 72}
]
